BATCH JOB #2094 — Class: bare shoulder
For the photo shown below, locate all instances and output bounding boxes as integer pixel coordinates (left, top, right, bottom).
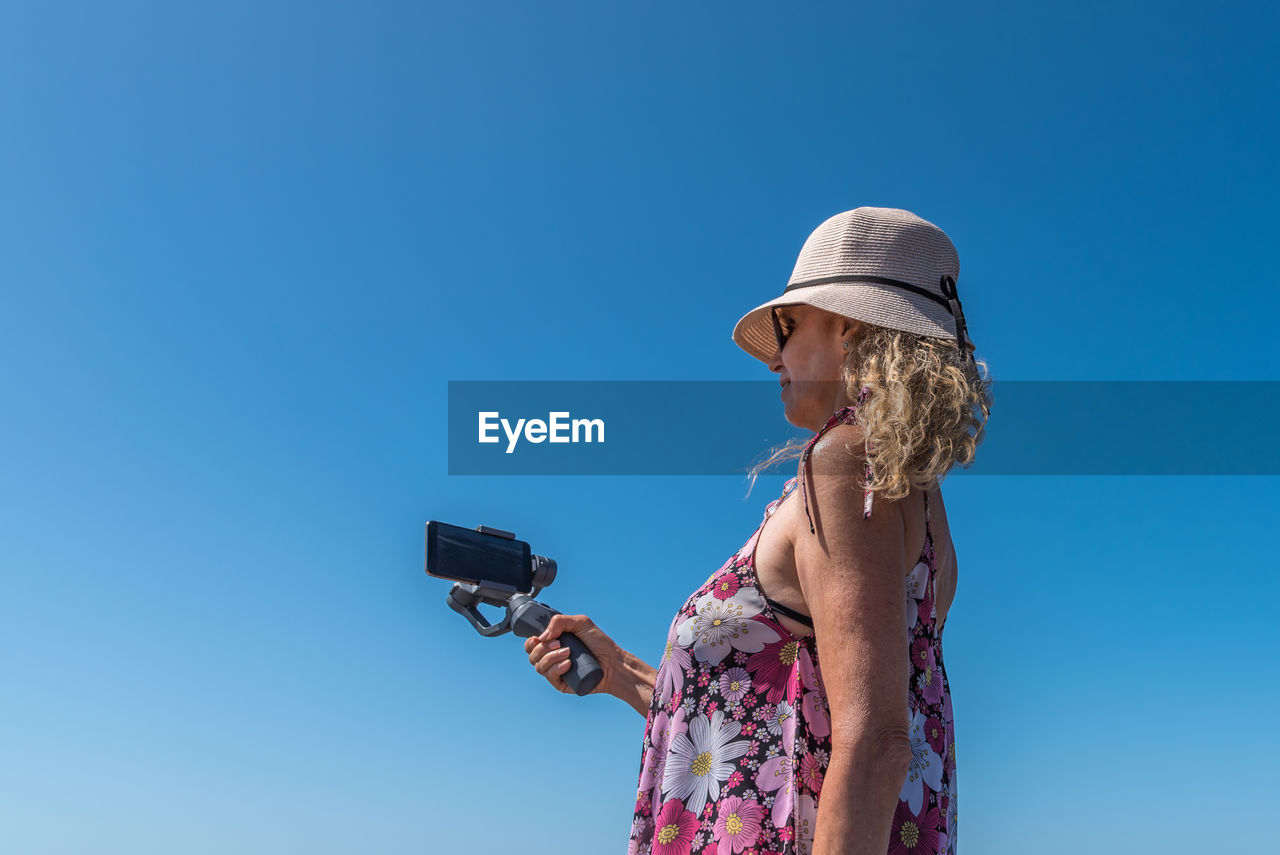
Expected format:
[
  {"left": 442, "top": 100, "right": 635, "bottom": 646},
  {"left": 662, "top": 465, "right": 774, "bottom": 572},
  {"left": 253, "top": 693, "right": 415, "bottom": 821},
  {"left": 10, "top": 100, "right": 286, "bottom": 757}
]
[
  {"left": 804, "top": 422, "right": 869, "bottom": 479},
  {"left": 795, "top": 424, "right": 906, "bottom": 553},
  {"left": 798, "top": 423, "right": 904, "bottom": 535},
  {"left": 801, "top": 423, "right": 873, "bottom": 509}
]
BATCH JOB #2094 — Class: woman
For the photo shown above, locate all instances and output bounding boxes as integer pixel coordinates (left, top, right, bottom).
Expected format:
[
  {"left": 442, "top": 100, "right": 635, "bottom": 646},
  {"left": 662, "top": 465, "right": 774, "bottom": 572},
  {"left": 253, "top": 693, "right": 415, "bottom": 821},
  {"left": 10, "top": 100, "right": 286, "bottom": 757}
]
[{"left": 524, "top": 207, "right": 992, "bottom": 855}]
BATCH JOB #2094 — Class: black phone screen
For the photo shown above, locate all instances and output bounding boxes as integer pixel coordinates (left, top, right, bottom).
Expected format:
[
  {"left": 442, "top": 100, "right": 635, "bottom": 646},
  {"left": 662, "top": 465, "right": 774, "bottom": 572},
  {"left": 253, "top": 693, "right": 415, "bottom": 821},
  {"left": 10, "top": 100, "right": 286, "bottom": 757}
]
[{"left": 426, "top": 521, "right": 533, "bottom": 591}]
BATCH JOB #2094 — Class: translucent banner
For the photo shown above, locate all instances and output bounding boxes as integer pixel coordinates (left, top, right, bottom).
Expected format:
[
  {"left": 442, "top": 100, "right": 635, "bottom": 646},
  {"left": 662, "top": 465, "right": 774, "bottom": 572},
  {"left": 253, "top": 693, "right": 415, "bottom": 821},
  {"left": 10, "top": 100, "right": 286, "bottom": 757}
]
[{"left": 447, "top": 381, "right": 1280, "bottom": 475}]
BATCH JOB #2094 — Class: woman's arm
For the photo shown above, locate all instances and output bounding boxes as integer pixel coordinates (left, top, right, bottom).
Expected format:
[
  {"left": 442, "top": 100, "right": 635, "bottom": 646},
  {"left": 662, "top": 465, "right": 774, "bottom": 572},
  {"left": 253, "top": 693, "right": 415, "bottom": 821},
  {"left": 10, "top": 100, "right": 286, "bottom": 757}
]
[
  {"left": 524, "top": 613, "right": 658, "bottom": 718},
  {"left": 794, "top": 427, "right": 915, "bottom": 855},
  {"left": 612, "top": 647, "right": 659, "bottom": 717}
]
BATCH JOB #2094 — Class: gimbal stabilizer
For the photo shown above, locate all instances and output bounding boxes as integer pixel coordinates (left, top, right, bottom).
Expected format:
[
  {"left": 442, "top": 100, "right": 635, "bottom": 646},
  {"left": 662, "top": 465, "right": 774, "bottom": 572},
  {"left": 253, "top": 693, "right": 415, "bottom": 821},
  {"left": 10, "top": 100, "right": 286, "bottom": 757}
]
[{"left": 442, "top": 526, "right": 604, "bottom": 696}]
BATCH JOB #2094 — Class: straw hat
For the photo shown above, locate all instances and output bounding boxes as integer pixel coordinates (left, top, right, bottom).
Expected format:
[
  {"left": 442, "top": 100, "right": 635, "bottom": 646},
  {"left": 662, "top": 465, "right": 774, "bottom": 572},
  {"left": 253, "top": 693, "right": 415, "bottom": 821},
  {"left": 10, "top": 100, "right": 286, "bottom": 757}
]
[{"left": 732, "top": 207, "right": 976, "bottom": 365}]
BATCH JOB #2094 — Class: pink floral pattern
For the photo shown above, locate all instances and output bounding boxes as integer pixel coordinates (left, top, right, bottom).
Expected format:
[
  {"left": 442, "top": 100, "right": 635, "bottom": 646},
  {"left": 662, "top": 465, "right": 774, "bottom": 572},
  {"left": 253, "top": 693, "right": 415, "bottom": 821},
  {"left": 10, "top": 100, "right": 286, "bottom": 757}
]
[{"left": 629, "top": 406, "right": 957, "bottom": 854}]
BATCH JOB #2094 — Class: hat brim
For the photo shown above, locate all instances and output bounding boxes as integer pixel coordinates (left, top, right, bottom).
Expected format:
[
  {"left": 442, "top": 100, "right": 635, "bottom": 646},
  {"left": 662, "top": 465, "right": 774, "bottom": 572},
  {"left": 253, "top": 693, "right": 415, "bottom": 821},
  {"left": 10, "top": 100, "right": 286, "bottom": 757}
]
[{"left": 731, "top": 283, "right": 959, "bottom": 364}]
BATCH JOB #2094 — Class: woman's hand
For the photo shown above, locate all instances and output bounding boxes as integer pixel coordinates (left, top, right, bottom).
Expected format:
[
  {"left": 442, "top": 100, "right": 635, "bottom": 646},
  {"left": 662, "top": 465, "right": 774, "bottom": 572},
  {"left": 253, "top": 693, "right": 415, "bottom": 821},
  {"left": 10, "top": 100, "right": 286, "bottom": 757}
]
[
  {"left": 523, "top": 614, "right": 658, "bottom": 716},
  {"left": 523, "top": 613, "right": 622, "bottom": 696}
]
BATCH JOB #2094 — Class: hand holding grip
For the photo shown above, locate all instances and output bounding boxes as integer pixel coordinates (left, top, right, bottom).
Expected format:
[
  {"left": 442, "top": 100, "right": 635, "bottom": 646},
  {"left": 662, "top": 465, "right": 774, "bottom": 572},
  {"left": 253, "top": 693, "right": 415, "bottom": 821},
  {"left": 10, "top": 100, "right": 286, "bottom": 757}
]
[{"left": 510, "top": 597, "right": 604, "bottom": 696}]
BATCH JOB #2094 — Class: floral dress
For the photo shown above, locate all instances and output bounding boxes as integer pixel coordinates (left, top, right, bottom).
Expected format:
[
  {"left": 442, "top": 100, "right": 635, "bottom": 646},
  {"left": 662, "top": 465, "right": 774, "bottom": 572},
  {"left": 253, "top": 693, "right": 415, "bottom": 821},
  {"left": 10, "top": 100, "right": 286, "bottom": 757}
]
[{"left": 628, "top": 396, "right": 958, "bottom": 855}]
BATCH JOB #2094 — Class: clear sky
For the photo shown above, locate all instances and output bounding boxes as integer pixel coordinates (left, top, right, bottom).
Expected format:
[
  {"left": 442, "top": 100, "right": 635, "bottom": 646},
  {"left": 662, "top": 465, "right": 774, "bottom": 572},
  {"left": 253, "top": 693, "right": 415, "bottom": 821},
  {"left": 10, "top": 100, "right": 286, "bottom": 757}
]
[{"left": 2, "top": 2, "right": 1277, "bottom": 853}]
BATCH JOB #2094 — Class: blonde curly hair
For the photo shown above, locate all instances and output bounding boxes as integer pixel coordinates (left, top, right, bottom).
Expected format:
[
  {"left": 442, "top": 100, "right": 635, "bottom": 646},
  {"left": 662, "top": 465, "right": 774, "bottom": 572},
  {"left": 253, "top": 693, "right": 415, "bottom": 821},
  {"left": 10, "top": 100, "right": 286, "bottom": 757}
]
[{"left": 746, "top": 324, "right": 993, "bottom": 502}]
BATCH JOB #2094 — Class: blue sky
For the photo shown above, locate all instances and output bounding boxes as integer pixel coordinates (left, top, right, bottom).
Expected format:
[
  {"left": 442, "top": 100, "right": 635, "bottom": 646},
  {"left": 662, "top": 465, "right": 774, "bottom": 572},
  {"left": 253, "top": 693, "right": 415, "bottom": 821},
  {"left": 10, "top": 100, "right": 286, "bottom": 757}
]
[{"left": 1, "top": 2, "right": 1277, "bottom": 853}]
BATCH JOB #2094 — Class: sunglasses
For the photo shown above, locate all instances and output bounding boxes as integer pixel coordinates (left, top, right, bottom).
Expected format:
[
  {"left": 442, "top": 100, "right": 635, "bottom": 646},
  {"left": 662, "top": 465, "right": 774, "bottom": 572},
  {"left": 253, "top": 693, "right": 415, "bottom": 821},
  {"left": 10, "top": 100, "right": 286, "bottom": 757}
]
[{"left": 771, "top": 307, "right": 793, "bottom": 353}]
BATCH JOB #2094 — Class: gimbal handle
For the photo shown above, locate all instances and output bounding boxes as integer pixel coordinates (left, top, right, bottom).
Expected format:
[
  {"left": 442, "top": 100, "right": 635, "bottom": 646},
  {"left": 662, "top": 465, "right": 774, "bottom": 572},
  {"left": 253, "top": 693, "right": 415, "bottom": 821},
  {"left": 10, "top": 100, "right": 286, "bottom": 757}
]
[{"left": 507, "top": 595, "right": 604, "bottom": 697}]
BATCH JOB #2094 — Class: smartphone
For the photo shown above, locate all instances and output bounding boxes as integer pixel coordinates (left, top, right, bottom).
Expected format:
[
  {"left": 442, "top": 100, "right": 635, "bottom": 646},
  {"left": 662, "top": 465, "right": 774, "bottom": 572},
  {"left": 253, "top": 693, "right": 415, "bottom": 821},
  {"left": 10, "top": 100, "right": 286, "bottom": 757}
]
[{"left": 426, "top": 521, "right": 533, "bottom": 591}]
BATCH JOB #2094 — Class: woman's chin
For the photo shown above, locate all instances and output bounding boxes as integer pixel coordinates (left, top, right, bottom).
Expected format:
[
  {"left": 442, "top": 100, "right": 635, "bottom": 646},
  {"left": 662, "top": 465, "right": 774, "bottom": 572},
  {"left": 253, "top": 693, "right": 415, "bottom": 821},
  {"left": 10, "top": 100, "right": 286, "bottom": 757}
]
[
  {"left": 778, "top": 398, "right": 808, "bottom": 430},
  {"left": 781, "top": 384, "right": 832, "bottom": 429}
]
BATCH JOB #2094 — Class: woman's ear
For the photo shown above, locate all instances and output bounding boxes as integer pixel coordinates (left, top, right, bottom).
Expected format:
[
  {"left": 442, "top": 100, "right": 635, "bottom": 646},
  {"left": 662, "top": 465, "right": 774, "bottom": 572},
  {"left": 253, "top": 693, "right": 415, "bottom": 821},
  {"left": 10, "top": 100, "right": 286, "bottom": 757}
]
[{"left": 840, "top": 317, "right": 865, "bottom": 340}]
